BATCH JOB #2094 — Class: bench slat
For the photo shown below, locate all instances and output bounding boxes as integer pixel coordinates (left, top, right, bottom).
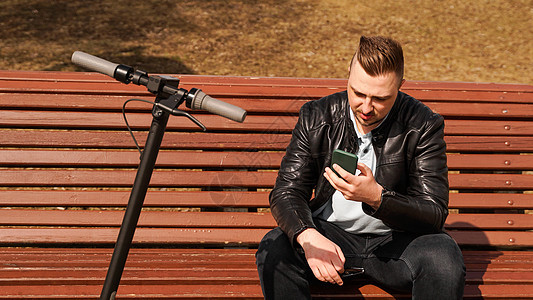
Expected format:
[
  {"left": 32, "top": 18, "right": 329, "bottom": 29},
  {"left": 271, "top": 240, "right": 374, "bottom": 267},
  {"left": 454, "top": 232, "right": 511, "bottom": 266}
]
[
  {"left": 0, "top": 248, "right": 528, "bottom": 267},
  {"left": 3, "top": 110, "right": 533, "bottom": 135},
  {"left": 3, "top": 70, "right": 533, "bottom": 91},
  {"left": 0, "top": 268, "right": 531, "bottom": 286},
  {"left": 0, "top": 169, "right": 279, "bottom": 187},
  {"left": 3, "top": 129, "right": 533, "bottom": 152},
  {"left": 1, "top": 283, "right": 532, "bottom": 299},
  {"left": 0, "top": 190, "right": 270, "bottom": 208},
  {"left": 2, "top": 190, "right": 532, "bottom": 210},
  {"left": 1, "top": 169, "right": 532, "bottom": 190},
  {"left": 0, "top": 228, "right": 530, "bottom": 247},
  {"left": 0, "top": 149, "right": 285, "bottom": 169},
  {"left": 3, "top": 150, "right": 533, "bottom": 170},
  {"left": 0, "top": 130, "right": 292, "bottom": 150},
  {"left": 0, "top": 227, "right": 271, "bottom": 245},
  {"left": 3, "top": 93, "right": 533, "bottom": 118},
  {"left": 0, "top": 209, "right": 530, "bottom": 230}
]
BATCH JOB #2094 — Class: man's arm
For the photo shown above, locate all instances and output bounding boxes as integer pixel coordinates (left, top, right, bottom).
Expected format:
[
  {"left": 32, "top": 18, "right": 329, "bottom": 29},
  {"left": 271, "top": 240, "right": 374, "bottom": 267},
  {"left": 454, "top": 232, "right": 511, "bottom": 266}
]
[
  {"left": 365, "top": 115, "right": 449, "bottom": 233},
  {"left": 269, "top": 102, "right": 347, "bottom": 285},
  {"left": 269, "top": 102, "right": 317, "bottom": 245}
]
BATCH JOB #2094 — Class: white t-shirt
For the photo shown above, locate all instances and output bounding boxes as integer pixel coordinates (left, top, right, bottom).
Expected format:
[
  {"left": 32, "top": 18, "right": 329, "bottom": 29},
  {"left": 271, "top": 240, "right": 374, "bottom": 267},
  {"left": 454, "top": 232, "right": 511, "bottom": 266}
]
[{"left": 314, "top": 109, "right": 391, "bottom": 234}]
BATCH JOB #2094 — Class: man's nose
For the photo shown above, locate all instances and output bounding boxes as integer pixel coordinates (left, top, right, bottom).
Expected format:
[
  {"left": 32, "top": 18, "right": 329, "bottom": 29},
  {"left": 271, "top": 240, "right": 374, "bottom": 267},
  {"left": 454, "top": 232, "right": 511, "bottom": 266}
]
[{"left": 362, "top": 97, "right": 373, "bottom": 113}]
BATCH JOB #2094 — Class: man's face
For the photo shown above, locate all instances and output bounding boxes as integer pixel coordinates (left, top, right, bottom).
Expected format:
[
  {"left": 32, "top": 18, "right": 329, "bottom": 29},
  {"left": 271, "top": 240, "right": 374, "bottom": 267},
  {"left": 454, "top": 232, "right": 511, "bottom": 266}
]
[{"left": 347, "top": 61, "right": 404, "bottom": 134}]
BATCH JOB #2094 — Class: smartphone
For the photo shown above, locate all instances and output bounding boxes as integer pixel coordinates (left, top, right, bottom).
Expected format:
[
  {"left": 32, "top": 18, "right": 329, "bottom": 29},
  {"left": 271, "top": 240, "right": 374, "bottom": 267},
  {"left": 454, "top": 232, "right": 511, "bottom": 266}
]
[
  {"left": 341, "top": 267, "right": 365, "bottom": 279},
  {"left": 330, "top": 149, "right": 358, "bottom": 179}
]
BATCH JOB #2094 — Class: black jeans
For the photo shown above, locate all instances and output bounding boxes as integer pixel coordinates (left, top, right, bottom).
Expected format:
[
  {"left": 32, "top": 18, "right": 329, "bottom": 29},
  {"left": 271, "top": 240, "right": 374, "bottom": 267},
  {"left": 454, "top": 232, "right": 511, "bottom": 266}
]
[{"left": 256, "top": 218, "right": 465, "bottom": 299}]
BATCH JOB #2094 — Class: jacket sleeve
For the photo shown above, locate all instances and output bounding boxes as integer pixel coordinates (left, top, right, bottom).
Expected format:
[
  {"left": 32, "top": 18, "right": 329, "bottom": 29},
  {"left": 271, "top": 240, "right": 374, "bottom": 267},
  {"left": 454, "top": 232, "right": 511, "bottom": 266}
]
[
  {"left": 269, "top": 103, "right": 318, "bottom": 245},
  {"left": 363, "top": 114, "right": 449, "bottom": 233}
]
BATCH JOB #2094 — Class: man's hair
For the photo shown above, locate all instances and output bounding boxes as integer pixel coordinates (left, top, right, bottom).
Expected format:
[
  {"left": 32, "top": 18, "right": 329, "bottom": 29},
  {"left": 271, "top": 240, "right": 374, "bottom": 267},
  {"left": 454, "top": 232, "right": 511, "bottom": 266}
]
[{"left": 350, "top": 36, "right": 404, "bottom": 81}]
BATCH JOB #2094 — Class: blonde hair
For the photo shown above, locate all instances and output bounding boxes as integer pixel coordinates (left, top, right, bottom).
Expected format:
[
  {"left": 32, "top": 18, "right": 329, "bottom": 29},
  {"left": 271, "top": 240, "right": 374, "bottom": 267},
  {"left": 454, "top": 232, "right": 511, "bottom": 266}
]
[{"left": 351, "top": 36, "right": 404, "bottom": 81}]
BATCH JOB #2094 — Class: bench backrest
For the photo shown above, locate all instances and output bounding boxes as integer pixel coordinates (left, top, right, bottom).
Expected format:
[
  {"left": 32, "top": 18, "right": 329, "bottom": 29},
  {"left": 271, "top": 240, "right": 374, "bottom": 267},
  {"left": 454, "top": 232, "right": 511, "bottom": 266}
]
[{"left": 1, "top": 70, "right": 532, "bottom": 249}]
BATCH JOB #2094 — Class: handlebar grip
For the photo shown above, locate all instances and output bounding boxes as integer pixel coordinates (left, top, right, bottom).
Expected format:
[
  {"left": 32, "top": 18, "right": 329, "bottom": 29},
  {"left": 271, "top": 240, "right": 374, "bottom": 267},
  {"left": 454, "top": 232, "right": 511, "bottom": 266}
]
[
  {"left": 189, "top": 89, "right": 247, "bottom": 123},
  {"left": 71, "top": 51, "right": 118, "bottom": 78}
]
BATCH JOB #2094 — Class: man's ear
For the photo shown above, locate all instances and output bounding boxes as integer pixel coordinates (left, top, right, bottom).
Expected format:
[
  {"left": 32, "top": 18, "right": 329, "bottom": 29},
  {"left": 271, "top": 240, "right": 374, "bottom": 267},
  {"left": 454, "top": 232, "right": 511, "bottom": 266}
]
[{"left": 398, "top": 78, "right": 406, "bottom": 90}]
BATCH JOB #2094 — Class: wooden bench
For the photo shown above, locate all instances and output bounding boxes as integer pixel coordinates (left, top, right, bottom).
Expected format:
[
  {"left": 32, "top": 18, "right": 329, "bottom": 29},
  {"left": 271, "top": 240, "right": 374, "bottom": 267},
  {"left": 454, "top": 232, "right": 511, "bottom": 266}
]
[{"left": 0, "top": 70, "right": 532, "bottom": 299}]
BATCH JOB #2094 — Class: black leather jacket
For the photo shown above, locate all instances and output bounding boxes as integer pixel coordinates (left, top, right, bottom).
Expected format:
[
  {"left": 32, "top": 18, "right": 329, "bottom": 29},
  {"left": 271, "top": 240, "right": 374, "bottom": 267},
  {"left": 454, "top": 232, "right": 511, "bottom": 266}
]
[{"left": 269, "top": 90, "right": 449, "bottom": 245}]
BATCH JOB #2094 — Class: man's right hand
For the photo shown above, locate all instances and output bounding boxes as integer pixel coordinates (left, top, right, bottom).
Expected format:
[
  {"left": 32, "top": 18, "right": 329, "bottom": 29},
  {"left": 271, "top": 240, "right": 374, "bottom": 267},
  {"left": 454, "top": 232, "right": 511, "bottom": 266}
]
[{"left": 296, "top": 228, "right": 346, "bottom": 285}]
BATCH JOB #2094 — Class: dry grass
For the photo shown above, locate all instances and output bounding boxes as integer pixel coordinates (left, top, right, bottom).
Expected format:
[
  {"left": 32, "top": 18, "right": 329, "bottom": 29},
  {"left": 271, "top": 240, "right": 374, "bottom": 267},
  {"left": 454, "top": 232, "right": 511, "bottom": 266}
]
[{"left": 1, "top": 0, "right": 531, "bottom": 84}]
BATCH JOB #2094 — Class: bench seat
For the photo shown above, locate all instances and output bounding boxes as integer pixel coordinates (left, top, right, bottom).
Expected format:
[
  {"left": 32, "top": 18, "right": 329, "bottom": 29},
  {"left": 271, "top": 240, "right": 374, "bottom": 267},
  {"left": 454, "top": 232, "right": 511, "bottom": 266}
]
[{"left": 0, "top": 70, "right": 532, "bottom": 298}]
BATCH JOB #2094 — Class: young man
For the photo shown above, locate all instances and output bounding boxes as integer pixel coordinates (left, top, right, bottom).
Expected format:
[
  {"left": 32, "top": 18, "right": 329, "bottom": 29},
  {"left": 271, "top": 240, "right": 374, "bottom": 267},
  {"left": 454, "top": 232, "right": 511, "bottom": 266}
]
[{"left": 256, "top": 36, "right": 466, "bottom": 299}]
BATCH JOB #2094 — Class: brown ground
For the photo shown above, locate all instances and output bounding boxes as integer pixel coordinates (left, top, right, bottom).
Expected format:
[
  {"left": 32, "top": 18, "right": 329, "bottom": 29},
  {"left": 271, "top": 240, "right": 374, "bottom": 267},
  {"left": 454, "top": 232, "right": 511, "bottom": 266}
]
[{"left": 1, "top": 0, "right": 531, "bottom": 84}]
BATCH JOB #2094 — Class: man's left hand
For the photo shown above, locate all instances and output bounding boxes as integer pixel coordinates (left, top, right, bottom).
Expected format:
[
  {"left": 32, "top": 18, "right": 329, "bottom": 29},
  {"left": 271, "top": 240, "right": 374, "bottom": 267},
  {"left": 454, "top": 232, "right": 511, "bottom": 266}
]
[{"left": 324, "top": 163, "right": 383, "bottom": 210}]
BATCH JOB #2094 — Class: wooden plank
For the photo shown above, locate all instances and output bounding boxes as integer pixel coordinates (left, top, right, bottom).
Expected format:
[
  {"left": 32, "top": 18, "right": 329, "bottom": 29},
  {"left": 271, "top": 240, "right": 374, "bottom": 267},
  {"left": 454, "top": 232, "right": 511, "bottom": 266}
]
[
  {"left": 0, "top": 209, "right": 530, "bottom": 230},
  {"left": 0, "top": 228, "right": 271, "bottom": 245},
  {"left": 0, "top": 190, "right": 271, "bottom": 208},
  {"left": 4, "top": 93, "right": 533, "bottom": 118},
  {"left": 0, "top": 149, "right": 285, "bottom": 169},
  {"left": 0, "top": 210, "right": 277, "bottom": 228},
  {"left": 1, "top": 170, "right": 532, "bottom": 190},
  {"left": 447, "top": 154, "right": 533, "bottom": 170},
  {"left": 0, "top": 130, "right": 292, "bottom": 150},
  {"left": 4, "top": 110, "right": 533, "bottom": 135},
  {"left": 0, "top": 268, "right": 531, "bottom": 287},
  {"left": 1, "top": 70, "right": 531, "bottom": 93},
  {"left": 407, "top": 90, "right": 533, "bottom": 103},
  {"left": 426, "top": 102, "right": 533, "bottom": 118},
  {"left": 0, "top": 248, "right": 529, "bottom": 269},
  {"left": 449, "top": 173, "right": 533, "bottom": 190},
  {"left": 449, "top": 193, "right": 533, "bottom": 210},
  {"left": 446, "top": 214, "right": 533, "bottom": 230},
  {"left": 0, "top": 169, "right": 279, "bottom": 187},
  {"left": 2, "top": 190, "right": 533, "bottom": 210},
  {"left": 3, "top": 130, "right": 533, "bottom": 152},
  {"left": 0, "top": 268, "right": 260, "bottom": 286},
  {"left": 4, "top": 150, "right": 533, "bottom": 171},
  {"left": 0, "top": 78, "right": 345, "bottom": 98},
  {"left": 403, "top": 80, "right": 533, "bottom": 93},
  {"left": 0, "top": 93, "right": 311, "bottom": 114},
  {"left": 0, "top": 227, "right": 531, "bottom": 247},
  {"left": 0, "top": 284, "right": 264, "bottom": 299},
  {"left": 0, "top": 110, "right": 299, "bottom": 132},
  {"left": 448, "top": 231, "right": 533, "bottom": 247},
  {"left": 0, "top": 282, "right": 532, "bottom": 299}
]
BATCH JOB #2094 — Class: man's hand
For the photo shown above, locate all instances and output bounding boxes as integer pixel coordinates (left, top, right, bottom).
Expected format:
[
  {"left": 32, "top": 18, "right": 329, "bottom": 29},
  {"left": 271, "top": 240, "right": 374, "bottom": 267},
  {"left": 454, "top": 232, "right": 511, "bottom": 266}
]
[
  {"left": 296, "top": 228, "right": 346, "bottom": 285},
  {"left": 324, "top": 163, "right": 383, "bottom": 210}
]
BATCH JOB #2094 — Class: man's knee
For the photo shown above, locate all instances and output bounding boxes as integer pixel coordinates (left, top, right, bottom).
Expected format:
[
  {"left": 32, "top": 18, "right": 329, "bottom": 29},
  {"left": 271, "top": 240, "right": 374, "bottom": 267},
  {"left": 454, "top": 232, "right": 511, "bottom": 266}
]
[{"left": 406, "top": 234, "right": 466, "bottom": 282}]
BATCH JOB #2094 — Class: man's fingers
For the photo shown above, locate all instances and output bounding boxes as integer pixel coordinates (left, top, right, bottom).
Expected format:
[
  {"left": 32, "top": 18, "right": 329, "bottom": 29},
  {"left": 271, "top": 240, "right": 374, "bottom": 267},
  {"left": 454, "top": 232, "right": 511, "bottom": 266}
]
[
  {"left": 333, "top": 245, "right": 346, "bottom": 273},
  {"left": 311, "top": 262, "right": 344, "bottom": 285},
  {"left": 333, "top": 163, "right": 350, "bottom": 179},
  {"left": 311, "top": 266, "right": 325, "bottom": 283},
  {"left": 320, "top": 264, "right": 344, "bottom": 286},
  {"left": 357, "top": 162, "right": 371, "bottom": 176}
]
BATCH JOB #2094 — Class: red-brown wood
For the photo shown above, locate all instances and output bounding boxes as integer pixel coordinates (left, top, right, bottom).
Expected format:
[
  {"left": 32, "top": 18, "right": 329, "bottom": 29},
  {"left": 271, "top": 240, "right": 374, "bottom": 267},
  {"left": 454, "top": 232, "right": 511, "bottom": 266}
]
[
  {"left": 1, "top": 71, "right": 532, "bottom": 299},
  {"left": 3, "top": 110, "right": 533, "bottom": 135},
  {"left": 1, "top": 169, "right": 532, "bottom": 190},
  {"left": 0, "top": 190, "right": 270, "bottom": 207},
  {"left": 3, "top": 93, "right": 533, "bottom": 118},
  {"left": 0, "top": 130, "right": 293, "bottom": 150},
  {"left": 3, "top": 150, "right": 533, "bottom": 171},
  {"left": 2, "top": 190, "right": 532, "bottom": 210},
  {"left": 4, "top": 130, "right": 533, "bottom": 152}
]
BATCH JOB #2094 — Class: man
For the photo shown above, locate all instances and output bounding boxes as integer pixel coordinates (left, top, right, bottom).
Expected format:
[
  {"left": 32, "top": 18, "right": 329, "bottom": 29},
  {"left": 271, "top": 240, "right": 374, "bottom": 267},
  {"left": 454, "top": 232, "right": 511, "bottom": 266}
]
[{"left": 256, "top": 36, "right": 465, "bottom": 299}]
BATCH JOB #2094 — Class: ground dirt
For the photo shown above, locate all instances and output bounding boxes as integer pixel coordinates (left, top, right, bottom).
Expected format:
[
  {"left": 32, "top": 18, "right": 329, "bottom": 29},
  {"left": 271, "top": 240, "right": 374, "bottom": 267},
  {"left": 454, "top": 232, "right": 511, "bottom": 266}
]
[{"left": 1, "top": 0, "right": 531, "bottom": 84}]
